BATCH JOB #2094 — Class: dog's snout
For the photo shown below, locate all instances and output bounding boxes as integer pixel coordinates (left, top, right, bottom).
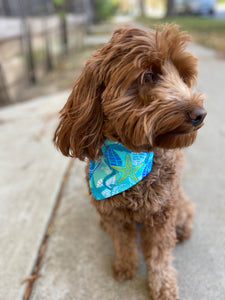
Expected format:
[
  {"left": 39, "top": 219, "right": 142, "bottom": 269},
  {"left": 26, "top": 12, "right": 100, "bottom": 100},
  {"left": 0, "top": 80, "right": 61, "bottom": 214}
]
[{"left": 188, "top": 107, "right": 207, "bottom": 127}]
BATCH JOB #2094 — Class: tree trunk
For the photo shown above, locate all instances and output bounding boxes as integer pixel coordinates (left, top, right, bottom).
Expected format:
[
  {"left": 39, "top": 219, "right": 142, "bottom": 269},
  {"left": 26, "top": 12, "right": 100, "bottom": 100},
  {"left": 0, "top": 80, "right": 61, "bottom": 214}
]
[
  {"left": 83, "top": 0, "right": 94, "bottom": 24},
  {"left": 139, "top": 0, "right": 145, "bottom": 17},
  {"left": 166, "top": 0, "right": 175, "bottom": 17}
]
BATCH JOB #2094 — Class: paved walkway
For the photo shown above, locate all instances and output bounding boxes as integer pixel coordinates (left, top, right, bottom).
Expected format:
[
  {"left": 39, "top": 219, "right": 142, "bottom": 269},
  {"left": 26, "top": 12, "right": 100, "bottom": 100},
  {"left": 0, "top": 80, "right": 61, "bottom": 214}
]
[
  {"left": 0, "top": 92, "right": 70, "bottom": 299},
  {"left": 0, "top": 35, "right": 225, "bottom": 300}
]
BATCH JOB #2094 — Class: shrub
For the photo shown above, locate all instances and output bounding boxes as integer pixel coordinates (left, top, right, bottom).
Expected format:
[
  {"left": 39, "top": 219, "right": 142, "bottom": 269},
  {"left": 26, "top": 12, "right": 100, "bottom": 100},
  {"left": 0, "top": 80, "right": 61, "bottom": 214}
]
[{"left": 94, "top": 0, "right": 119, "bottom": 22}]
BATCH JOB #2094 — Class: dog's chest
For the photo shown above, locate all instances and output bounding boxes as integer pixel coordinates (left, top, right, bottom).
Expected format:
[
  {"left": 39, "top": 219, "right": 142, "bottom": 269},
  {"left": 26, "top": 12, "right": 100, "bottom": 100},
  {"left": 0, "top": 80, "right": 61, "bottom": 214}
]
[
  {"left": 88, "top": 149, "right": 185, "bottom": 223},
  {"left": 121, "top": 149, "right": 184, "bottom": 212}
]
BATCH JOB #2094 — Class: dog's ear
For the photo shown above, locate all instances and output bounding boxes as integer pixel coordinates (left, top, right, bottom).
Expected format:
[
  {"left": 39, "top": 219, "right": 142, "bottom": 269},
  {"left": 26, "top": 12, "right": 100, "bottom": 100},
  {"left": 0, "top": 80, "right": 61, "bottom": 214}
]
[
  {"left": 53, "top": 56, "right": 104, "bottom": 161},
  {"left": 158, "top": 24, "right": 198, "bottom": 86}
]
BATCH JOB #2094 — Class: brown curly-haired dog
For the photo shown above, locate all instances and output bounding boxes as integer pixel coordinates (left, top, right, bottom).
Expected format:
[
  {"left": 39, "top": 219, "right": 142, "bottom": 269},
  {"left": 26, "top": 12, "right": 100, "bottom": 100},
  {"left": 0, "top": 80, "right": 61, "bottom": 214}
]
[{"left": 54, "top": 24, "right": 206, "bottom": 300}]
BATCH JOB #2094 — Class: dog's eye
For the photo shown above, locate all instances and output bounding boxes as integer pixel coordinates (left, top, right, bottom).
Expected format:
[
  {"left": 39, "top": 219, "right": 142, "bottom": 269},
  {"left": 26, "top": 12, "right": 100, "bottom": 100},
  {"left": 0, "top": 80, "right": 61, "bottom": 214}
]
[
  {"left": 143, "top": 71, "right": 157, "bottom": 84},
  {"left": 181, "top": 76, "right": 187, "bottom": 84}
]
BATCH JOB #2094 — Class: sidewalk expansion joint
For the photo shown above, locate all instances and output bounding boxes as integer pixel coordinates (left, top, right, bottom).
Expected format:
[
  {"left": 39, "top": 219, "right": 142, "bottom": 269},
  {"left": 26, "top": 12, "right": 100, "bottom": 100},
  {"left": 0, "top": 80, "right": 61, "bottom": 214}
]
[{"left": 22, "top": 159, "right": 74, "bottom": 300}]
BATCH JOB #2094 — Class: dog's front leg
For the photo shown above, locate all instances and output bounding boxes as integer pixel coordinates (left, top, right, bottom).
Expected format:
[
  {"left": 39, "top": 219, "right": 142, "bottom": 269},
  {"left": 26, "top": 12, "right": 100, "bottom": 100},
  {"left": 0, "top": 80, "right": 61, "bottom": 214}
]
[
  {"left": 140, "top": 217, "right": 178, "bottom": 300},
  {"left": 100, "top": 215, "right": 139, "bottom": 282},
  {"left": 175, "top": 185, "right": 195, "bottom": 243}
]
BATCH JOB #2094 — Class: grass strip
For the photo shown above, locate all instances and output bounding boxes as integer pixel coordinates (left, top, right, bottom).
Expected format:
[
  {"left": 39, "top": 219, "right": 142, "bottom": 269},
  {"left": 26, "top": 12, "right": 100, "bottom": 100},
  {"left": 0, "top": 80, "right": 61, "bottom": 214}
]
[{"left": 137, "top": 16, "right": 225, "bottom": 54}]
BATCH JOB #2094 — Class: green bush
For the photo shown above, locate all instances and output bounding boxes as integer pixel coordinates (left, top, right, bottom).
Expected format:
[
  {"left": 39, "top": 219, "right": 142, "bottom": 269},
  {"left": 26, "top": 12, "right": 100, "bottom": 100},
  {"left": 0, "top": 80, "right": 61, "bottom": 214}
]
[{"left": 94, "top": 0, "right": 119, "bottom": 22}]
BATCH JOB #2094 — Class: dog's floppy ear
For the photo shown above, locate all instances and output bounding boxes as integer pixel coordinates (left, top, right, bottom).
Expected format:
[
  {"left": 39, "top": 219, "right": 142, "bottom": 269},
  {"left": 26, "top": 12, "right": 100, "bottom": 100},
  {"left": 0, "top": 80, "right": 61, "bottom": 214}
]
[{"left": 53, "top": 55, "right": 104, "bottom": 161}]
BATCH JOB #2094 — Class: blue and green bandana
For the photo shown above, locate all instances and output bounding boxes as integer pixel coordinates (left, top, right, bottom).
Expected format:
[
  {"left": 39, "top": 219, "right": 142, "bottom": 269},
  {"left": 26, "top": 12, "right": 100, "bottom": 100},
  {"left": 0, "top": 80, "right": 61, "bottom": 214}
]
[{"left": 89, "top": 139, "right": 154, "bottom": 200}]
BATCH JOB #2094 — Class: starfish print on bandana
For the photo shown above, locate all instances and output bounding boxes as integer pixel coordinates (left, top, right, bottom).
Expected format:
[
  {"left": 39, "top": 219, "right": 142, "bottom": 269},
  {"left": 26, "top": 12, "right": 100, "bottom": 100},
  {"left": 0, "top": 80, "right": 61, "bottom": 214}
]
[
  {"left": 111, "top": 154, "right": 144, "bottom": 183},
  {"left": 89, "top": 139, "right": 154, "bottom": 200}
]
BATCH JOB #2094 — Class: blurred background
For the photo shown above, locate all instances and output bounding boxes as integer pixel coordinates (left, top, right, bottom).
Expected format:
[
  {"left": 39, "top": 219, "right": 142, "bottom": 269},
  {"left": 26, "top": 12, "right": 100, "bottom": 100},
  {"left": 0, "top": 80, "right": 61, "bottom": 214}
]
[{"left": 0, "top": 0, "right": 224, "bottom": 107}]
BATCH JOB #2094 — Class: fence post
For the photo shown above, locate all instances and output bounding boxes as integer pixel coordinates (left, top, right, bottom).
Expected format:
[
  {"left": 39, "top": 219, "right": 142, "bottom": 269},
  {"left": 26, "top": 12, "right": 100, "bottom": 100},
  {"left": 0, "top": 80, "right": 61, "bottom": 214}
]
[
  {"left": 19, "top": 0, "right": 36, "bottom": 84},
  {"left": 43, "top": 2, "right": 53, "bottom": 71},
  {"left": 52, "top": 0, "right": 68, "bottom": 55},
  {"left": 60, "top": 16, "right": 68, "bottom": 54},
  {"left": 2, "top": 0, "right": 11, "bottom": 15},
  {"left": 0, "top": 63, "right": 10, "bottom": 105}
]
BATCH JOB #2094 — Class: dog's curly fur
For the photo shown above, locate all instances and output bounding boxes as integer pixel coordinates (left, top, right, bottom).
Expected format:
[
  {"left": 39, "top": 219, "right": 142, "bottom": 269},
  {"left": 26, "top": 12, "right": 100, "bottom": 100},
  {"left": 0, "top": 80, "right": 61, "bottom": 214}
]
[{"left": 53, "top": 24, "right": 206, "bottom": 300}]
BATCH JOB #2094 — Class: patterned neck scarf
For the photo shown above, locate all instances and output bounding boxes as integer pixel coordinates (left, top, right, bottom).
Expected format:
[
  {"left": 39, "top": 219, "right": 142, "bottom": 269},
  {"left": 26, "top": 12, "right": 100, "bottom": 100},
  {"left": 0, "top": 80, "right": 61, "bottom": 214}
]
[{"left": 89, "top": 139, "right": 154, "bottom": 200}]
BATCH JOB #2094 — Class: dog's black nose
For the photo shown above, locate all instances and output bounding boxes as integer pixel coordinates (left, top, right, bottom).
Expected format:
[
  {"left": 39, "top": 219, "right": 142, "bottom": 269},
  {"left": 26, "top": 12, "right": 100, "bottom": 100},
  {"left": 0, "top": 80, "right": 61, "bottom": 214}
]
[{"left": 188, "top": 107, "right": 207, "bottom": 127}]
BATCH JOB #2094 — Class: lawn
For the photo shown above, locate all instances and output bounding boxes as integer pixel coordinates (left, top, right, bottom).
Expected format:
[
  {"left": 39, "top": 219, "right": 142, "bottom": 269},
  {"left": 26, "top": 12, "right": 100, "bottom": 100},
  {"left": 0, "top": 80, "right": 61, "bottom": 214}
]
[{"left": 137, "top": 16, "right": 225, "bottom": 55}]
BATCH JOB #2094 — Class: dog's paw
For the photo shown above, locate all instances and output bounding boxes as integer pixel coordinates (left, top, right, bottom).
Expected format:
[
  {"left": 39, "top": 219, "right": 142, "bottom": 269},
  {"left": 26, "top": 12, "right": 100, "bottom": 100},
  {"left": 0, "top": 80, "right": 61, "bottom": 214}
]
[
  {"left": 148, "top": 266, "right": 179, "bottom": 300},
  {"left": 176, "top": 210, "right": 194, "bottom": 242},
  {"left": 176, "top": 201, "right": 194, "bottom": 243},
  {"left": 150, "top": 285, "right": 179, "bottom": 300},
  {"left": 113, "top": 259, "right": 137, "bottom": 282},
  {"left": 176, "top": 223, "right": 192, "bottom": 242}
]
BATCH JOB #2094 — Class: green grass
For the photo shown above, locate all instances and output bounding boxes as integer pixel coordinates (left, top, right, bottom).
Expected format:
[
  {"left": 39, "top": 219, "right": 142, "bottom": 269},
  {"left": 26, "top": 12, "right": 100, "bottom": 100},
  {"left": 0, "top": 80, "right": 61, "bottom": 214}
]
[{"left": 137, "top": 16, "right": 225, "bottom": 54}]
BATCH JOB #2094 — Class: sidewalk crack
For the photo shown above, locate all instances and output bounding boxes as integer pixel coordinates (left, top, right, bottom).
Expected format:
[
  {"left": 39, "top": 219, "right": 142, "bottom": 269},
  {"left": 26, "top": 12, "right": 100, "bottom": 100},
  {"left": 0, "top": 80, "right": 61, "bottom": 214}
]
[{"left": 22, "top": 159, "right": 74, "bottom": 300}]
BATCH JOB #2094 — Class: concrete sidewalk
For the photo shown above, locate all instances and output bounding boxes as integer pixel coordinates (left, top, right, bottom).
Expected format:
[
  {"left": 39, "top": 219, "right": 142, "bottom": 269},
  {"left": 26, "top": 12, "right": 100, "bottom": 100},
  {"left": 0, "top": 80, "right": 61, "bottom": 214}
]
[
  {"left": 0, "top": 43, "right": 225, "bottom": 300},
  {"left": 0, "top": 91, "right": 70, "bottom": 299}
]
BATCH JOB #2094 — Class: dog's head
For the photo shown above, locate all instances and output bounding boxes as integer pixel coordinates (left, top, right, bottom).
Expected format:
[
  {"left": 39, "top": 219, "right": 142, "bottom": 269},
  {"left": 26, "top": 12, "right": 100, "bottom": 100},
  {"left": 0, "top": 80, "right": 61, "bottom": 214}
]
[{"left": 54, "top": 24, "right": 206, "bottom": 161}]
